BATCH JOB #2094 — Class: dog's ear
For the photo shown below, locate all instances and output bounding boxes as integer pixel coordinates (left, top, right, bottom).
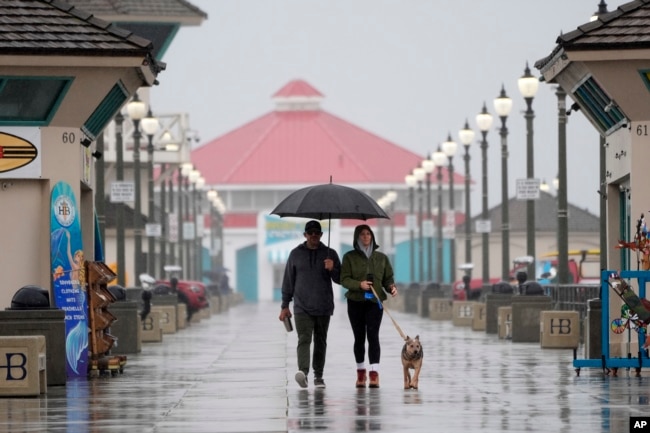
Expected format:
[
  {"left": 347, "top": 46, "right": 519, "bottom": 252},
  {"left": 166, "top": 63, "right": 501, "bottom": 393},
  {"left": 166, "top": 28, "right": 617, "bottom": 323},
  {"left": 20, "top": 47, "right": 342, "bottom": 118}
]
[
  {"left": 415, "top": 335, "right": 419, "bottom": 341},
  {"left": 405, "top": 335, "right": 410, "bottom": 341}
]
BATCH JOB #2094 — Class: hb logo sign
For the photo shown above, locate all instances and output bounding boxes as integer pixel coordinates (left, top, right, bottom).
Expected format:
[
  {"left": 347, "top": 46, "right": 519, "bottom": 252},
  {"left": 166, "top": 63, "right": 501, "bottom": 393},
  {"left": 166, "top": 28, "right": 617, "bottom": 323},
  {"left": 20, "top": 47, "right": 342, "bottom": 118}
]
[
  {"left": 0, "top": 352, "right": 28, "bottom": 381},
  {"left": 631, "top": 417, "right": 650, "bottom": 432}
]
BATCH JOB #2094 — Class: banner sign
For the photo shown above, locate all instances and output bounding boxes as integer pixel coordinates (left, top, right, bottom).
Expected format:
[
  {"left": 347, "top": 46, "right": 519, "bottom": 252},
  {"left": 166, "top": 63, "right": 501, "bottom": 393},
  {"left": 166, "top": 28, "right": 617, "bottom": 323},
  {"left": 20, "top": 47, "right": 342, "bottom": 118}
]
[{"left": 50, "top": 181, "right": 88, "bottom": 377}]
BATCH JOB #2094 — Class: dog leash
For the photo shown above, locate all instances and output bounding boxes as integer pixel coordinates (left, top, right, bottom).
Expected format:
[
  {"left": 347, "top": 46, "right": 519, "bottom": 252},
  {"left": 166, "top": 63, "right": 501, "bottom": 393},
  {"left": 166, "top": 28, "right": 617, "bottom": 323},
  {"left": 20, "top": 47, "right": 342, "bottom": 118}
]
[{"left": 369, "top": 285, "right": 408, "bottom": 341}]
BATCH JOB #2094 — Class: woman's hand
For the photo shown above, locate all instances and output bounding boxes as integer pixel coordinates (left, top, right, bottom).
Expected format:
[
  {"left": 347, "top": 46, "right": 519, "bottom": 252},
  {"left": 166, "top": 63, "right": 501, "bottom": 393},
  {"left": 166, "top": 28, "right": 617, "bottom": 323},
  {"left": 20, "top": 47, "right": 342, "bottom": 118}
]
[
  {"left": 389, "top": 284, "right": 398, "bottom": 297},
  {"left": 360, "top": 280, "right": 373, "bottom": 291}
]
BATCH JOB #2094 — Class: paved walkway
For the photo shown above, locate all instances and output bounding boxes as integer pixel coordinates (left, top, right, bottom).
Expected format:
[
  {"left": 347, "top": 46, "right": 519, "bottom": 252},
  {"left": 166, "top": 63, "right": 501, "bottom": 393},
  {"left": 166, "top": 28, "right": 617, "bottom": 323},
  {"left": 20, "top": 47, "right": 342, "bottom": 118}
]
[{"left": 0, "top": 300, "right": 647, "bottom": 432}]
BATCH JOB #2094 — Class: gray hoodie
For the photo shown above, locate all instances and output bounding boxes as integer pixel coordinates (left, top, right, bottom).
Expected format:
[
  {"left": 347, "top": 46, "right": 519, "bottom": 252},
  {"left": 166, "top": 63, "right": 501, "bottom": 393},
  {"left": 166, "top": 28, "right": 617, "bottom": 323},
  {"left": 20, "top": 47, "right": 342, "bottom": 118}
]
[{"left": 281, "top": 241, "right": 341, "bottom": 315}]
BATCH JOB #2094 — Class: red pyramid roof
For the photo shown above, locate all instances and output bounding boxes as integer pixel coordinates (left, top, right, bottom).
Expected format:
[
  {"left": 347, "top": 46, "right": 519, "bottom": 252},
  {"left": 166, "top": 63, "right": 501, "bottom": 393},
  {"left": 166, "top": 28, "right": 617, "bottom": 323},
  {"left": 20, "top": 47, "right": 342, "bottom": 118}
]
[
  {"left": 191, "top": 80, "right": 464, "bottom": 187},
  {"left": 272, "top": 79, "right": 323, "bottom": 97}
]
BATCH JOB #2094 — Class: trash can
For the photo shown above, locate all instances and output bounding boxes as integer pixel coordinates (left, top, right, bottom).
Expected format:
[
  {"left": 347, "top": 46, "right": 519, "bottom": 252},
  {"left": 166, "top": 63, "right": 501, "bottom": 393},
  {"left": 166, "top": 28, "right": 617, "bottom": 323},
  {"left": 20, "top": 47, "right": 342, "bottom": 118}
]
[
  {"left": 108, "top": 285, "right": 127, "bottom": 301},
  {"left": 491, "top": 281, "right": 514, "bottom": 295},
  {"left": 404, "top": 283, "right": 421, "bottom": 314},
  {"left": 521, "top": 281, "right": 545, "bottom": 296},
  {"left": 584, "top": 298, "right": 602, "bottom": 359},
  {"left": 10, "top": 285, "right": 51, "bottom": 309},
  {"left": 419, "top": 283, "right": 443, "bottom": 318},
  {"left": 2, "top": 285, "right": 65, "bottom": 385}
]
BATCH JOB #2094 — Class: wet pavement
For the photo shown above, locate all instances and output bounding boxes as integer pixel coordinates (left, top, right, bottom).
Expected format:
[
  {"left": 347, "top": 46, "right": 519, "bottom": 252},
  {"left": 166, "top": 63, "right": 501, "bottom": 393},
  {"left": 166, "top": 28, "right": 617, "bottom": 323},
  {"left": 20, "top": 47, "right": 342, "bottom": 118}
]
[{"left": 1, "top": 300, "right": 649, "bottom": 432}]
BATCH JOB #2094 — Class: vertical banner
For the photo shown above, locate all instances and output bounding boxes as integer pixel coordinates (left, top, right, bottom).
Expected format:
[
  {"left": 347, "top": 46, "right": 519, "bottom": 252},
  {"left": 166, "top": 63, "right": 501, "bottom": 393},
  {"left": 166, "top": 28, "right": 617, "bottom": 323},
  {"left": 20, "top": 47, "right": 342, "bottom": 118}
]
[{"left": 50, "top": 181, "right": 88, "bottom": 377}]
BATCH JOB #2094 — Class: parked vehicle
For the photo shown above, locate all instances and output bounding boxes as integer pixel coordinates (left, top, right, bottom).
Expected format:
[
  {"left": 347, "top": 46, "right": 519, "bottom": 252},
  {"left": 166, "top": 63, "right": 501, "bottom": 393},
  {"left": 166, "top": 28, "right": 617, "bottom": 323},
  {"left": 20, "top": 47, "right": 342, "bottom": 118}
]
[
  {"left": 536, "top": 249, "right": 600, "bottom": 285},
  {"left": 452, "top": 256, "right": 532, "bottom": 301},
  {"left": 153, "top": 265, "right": 210, "bottom": 311},
  {"left": 451, "top": 249, "right": 601, "bottom": 300}
]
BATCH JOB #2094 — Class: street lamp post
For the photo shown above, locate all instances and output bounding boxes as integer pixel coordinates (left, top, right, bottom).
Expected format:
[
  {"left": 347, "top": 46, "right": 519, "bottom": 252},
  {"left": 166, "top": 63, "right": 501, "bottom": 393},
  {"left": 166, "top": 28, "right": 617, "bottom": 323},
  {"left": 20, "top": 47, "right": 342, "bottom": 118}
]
[
  {"left": 518, "top": 63, "right": 540, "bottom": 279},
  {"left": 126, "top": 94, "right": 147, "bottom": 285},
  {"left": 442, "top": 133, "right": 458, "bottom": 284},
  {"left": 214, "top": 198, "right": 226, "bottom": 268},
  {"left": 494, "top": 85, "right": 513, "bottom": 281},
  {"left": 159, "top": 163, "right": 167, "bottom": 277},
  {"left": 556, "top": 86, "right": 569, "bottom": 284},
  {"left": 405, "top": 173, "right": 417, "bottom": 283},
  {"left": 414, "top": 167, "right": 426, "bottom": 282},
  {"left": 189, "top": 168, "right": 200, "bottom": 280},
  {"left": 180, "top": 163, "right": 193, "bottom": 278},
  {"left": 207, "top": 189, "right": 218, "bottom": 272},
  {"left": 458, "top": 121, "right": 475, "bottom": 273},
  {"left": 476, "top": 103, "right": 493, "bottom": 286},
  {"left": 166, "top": 165, "right": 175, "bottom": 271},
  {"left": 115, "top": 111, "right": 126, "bottom": 287},
  {"left": 195, "top": 176, "right": 205, "bottom": 280},
  {"left": 141, "top": 109, "right": 159, "bottom": 277},
  {"left": 432, "top": 147, "right": 447, "bottom": 283},
  {"left": 591, "top": 1, "right": 608, "bottom": 21},
  {"left": 592, "top": 1, "right": 610, "bottom": 273},
  {"left": 422, "top": 156, "right": 435, "bottom": 281}
]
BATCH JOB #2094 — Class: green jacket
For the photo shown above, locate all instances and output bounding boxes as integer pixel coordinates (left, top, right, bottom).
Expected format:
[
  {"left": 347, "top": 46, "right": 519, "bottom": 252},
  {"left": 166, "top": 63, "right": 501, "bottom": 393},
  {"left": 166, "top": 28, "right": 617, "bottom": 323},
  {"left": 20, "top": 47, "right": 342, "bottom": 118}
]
[{"left": 341, "top": 225, "right": 395, "bottom": 303}]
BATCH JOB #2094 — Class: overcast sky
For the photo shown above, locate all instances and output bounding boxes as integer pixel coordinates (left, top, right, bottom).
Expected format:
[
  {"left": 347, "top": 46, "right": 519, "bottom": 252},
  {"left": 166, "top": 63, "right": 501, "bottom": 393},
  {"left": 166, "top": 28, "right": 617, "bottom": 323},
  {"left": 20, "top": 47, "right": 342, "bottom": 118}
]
[{"left": 153, "top": 0, "right": 612, "bottom": 216}]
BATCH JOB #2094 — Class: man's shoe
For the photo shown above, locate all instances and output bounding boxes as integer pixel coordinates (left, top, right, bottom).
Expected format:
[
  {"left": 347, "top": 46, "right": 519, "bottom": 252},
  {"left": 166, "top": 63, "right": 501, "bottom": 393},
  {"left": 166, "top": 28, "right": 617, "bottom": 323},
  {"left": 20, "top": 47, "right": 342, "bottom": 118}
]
[
  {"left": 314, "top": 377, "right": 326, "bottom": 388},
  {"left": 295, "top": 371, "right": 308, "bottom": 388},
  {"left": 368, "top": 371, "right": 379, "bottom": 388},
  {"left": 356, "top": 369, "right": 367, "bottom": 388}
]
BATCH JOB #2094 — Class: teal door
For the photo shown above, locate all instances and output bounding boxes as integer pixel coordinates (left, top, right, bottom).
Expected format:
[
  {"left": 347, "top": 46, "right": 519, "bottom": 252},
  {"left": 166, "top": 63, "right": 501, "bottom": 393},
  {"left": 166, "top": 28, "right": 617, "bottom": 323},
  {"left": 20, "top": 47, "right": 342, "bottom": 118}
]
[{"left": 236, "top": 245, "right": 258, "bottom": 301}]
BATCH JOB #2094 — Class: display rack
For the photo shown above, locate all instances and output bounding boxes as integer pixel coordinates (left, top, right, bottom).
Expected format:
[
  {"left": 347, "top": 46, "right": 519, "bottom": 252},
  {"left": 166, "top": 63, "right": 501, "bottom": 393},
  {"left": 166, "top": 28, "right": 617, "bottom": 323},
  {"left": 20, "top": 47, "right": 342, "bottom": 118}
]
[
  {"left": 573, "top": 270, "right": 650, "bottom": 376},
  {"left": 85, "top": 261, "right": 126, "bottom": 376}
]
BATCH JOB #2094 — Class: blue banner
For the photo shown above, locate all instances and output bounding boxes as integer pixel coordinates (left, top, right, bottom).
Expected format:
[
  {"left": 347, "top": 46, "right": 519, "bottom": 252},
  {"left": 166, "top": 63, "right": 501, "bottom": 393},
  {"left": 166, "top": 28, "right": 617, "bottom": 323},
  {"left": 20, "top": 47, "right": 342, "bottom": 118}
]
[{"left": 50, "top": 181, "right": 88, "bottom": 377}]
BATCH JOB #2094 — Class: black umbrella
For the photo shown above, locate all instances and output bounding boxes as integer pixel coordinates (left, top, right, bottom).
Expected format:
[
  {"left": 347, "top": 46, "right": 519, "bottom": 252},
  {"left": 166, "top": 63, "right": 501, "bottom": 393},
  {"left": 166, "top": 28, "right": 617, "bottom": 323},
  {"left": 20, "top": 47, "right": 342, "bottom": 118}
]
[{"left": 270, "top": 179, "right": 389, "bottom": 247}]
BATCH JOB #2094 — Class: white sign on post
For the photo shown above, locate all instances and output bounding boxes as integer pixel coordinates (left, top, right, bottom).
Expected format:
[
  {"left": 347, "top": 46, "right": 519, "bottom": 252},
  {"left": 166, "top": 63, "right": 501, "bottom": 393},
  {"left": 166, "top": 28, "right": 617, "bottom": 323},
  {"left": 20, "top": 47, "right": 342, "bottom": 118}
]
[
  {"left": 423, "top": 219, "right": 434, "bottom": 237},
  {"left": 406, "top": 214, "right": 417, "bottom": 231},
  {"left": 168, "top": 213, "right": 178, "bottom": 243},
  {"left": 145, "top": 223, "right": 162, "bottom": 237},
  {"left": 516, "top": 178, "right": 541, "bottom": 200},
  {"left": 476, "top": 219, "right": 491, "bottom": 233},
  {"left": 110, "top": 181, "right": 134, "bottom": 203},
  {"left": 183, "top": 222, "right": 195, "bottom": 240}
]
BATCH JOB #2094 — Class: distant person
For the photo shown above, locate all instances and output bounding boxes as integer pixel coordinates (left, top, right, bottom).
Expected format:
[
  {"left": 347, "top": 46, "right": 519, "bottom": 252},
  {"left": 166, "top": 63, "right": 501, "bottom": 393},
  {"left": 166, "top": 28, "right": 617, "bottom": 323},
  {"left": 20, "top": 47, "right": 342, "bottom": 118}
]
[
  {"left": 462, "top": 274, "right": 471, "bottom": 300},
  {"left": 340, "top": 224, "right": 398, "bottom": 388},
  {"left": 219, "top": 271, "right": 231, "bottom": 294},
  {"left": 279, "top": 220, "right": 341, "bottom": 389},
  {"left": 140, "top": 288, "right": 152, "bottom": 321},
  {"left": 516, "top": 271, "right": 544, "bottom": 295},
  {"left": 170, "top": 277, "right": 197, "bottom": 323},
  {"left": 516, "top": 271, "right": 527, "bottom": 295}
]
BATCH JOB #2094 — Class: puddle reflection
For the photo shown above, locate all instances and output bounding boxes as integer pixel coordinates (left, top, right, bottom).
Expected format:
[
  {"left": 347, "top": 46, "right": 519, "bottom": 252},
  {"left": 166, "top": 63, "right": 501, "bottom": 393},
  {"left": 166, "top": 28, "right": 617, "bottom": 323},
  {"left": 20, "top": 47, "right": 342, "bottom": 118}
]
[{"left": 354, "top": 389, "right": 381, "bottom": 431}]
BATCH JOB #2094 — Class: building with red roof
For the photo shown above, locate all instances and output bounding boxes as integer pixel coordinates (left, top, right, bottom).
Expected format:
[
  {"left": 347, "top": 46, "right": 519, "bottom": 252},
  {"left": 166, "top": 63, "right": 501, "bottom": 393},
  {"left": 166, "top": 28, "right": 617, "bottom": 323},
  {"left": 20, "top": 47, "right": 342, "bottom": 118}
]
[{"left": 192, "top": 80, "right": 464, "bottom": 301}]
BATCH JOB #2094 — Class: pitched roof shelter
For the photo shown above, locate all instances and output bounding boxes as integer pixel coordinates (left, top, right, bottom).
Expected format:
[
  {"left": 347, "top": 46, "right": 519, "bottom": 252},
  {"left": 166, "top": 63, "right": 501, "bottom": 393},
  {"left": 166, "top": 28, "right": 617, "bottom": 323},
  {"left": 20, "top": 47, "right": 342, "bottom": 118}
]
[{"left": 192, "top": 79, "right": 459, "bottom": 187}]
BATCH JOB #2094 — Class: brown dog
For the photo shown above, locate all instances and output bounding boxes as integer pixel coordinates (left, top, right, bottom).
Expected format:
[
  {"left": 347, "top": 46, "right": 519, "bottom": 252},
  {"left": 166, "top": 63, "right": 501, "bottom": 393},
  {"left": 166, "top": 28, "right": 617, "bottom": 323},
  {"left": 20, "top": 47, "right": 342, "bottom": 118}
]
[{"left": 402, "top": 335, "right": 423, "bottom": 389}]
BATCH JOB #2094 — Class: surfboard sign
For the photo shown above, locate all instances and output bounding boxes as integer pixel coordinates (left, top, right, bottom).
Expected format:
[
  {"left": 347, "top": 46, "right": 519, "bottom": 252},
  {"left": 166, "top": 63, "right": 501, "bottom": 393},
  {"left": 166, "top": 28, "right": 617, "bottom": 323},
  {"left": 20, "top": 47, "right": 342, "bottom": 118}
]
[{"left": 0, "top": 128, "right": 41, "bottom": 178}]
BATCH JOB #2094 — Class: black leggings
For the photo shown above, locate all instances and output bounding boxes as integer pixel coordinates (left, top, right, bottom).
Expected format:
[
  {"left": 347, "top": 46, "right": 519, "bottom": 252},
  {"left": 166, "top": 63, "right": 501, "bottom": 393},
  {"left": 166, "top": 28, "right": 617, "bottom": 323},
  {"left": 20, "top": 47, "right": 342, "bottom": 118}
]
[{"left": 347, "top": 299, "right": 383, "bottom": 365}]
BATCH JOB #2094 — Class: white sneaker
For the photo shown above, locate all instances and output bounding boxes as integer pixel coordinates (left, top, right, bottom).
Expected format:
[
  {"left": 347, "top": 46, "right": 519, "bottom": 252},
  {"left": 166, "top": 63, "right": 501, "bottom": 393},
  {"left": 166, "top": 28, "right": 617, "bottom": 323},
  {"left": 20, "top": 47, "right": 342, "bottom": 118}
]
[{"left": 295, "top": 371, "right": 308, "bottom": 388}]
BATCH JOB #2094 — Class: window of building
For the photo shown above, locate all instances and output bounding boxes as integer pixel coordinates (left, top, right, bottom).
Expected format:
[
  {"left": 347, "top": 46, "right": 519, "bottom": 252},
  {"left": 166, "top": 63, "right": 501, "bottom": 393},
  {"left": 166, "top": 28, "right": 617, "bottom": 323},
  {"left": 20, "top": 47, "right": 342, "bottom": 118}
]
[
  {"left": 231, "top": 190, "right": 253, "bottom": 210},
  {"left": 0, "top": 77, "right": 72, "bottom": 125},
  {"left": 254, "top": 190, "right": 277, "bottom": 209}
]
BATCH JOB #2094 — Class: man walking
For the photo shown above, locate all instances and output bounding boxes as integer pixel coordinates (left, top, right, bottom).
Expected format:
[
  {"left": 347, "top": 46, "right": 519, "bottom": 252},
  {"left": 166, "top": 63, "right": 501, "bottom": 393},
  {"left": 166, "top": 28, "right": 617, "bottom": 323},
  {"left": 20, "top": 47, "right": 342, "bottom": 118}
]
[{"left": 279, "top": 220, "right": 341, "bottom": 389}]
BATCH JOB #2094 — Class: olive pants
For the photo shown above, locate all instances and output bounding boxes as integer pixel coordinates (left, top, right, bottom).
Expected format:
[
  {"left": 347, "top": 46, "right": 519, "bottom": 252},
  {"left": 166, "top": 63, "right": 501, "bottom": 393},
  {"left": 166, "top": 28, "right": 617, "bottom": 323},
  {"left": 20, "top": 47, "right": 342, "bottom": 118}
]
[{"left": 294, "top": 313, "right": 330, "bottom": 379}]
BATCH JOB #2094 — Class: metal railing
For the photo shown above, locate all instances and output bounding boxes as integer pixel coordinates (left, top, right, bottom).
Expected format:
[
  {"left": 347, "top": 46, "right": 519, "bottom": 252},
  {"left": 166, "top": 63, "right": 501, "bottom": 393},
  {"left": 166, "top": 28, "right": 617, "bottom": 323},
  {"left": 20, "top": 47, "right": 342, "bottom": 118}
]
[{"left": 546, "top": 284, "right": 600, "bottom": 320}]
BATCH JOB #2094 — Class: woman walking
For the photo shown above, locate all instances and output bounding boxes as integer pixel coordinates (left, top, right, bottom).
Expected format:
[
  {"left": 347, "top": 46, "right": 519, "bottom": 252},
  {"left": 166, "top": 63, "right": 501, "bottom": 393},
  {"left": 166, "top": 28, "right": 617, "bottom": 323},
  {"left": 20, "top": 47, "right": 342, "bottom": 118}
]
[{"left": 340, "top": 224, "right": 398, "bottom": 388}]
